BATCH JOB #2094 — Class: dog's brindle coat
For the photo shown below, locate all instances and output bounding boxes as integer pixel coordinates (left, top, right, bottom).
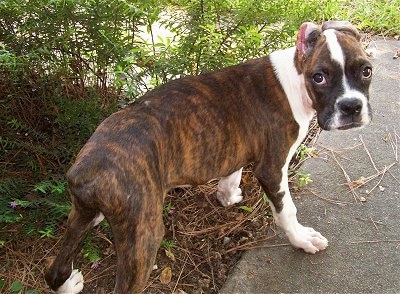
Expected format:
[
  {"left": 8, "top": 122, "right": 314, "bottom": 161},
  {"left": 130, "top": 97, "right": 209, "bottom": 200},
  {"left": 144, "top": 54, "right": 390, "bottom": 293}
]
[{"left": 45, "top": 21, "right": 372, "bottom": 293}]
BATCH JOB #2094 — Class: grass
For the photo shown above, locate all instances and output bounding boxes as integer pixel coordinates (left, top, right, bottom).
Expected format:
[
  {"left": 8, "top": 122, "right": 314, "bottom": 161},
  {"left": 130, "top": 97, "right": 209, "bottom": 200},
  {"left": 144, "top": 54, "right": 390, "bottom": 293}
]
[{"left": 342, "top": 0, "right": 400, "bottom": 35}]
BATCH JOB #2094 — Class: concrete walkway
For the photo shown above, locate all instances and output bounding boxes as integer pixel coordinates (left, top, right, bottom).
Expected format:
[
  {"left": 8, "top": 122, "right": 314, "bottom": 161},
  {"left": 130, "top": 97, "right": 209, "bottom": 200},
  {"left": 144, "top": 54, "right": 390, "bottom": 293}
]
[{"left": 221, "top": 38, "right": 400, "bottom": 293}]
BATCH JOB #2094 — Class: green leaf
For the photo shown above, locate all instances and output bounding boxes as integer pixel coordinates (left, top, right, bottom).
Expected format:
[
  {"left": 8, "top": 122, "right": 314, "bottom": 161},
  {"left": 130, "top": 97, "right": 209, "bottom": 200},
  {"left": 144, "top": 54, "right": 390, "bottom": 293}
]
[
  {"left": 50, "top": 181, "right": 66, "bottom": 195},
  {"left": 34, "top": 181, "right": 51, "bottom": 194},
  {"left": 0, "top": 280, "right": 6, "bottom": 292},
  {"left": 239, "top": 206, "right": 253, "bottom": 213},
  {"left": 11, "top": 280, "right": 23, "bottom": 293},
  {"left": 39, "top": 228, "right": 54, "bottom": 238},
  {"left": 15, "top": 199, "right": 32, "bottom": 208}
]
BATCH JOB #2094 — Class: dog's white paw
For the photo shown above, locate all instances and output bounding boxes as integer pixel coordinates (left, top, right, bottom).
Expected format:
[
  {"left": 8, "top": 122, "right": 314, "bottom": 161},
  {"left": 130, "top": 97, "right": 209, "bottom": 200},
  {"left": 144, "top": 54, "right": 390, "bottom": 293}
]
[
  {"left": 217, "top": 188, "right": 243, "bottom": 207},
  {"left": 56, "top": 269, "right": 84, "bottom": 294},
  {"left": 287, "top": 224, "right": 328, "bottom": 254}
]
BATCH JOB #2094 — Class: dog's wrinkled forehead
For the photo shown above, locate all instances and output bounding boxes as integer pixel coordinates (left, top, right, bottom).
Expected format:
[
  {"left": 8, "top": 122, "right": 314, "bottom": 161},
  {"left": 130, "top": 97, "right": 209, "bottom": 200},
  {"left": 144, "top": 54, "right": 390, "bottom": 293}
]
[
  {"left": 320, "top": 21, "right": 363, "bottom": 67},
  {"left": 323, "top": 29, "right": 346, "bottom": 68},
  {"left": 296, "top": 21, "right": 362, "bottom": 64}
]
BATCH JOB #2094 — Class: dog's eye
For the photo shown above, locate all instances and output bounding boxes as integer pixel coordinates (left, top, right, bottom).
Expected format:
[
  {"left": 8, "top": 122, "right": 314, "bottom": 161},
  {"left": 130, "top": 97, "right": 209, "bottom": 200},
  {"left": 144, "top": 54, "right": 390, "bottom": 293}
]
[
  {"left": 362, "top": 66, "right": 372, "bottom": 79},
  {"left": 312, "top": 73, "right": 326, "bottom": 85}
]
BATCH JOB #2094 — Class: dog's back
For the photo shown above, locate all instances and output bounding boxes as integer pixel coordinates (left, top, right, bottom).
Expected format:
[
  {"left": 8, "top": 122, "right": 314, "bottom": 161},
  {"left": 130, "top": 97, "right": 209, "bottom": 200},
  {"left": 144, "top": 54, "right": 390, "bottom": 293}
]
[{"left": 69, "top": 56, "right": 294, "bottom": 196}]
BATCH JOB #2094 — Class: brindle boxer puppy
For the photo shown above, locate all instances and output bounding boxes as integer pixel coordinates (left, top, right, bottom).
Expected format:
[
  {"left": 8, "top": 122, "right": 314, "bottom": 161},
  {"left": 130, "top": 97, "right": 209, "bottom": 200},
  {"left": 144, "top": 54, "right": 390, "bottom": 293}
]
[{"left": 45, "top": 21, "right": 372, "bottom": 293}]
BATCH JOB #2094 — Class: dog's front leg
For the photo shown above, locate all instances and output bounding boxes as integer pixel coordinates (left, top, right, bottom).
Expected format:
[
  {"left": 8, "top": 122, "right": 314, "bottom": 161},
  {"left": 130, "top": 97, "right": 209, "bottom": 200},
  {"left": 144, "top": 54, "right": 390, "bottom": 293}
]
[
  {"left": 255, "top": 162, "right": 328, "bottom": 254},
  {"left": 269, "top": 187, "right": 328, "bottom": 253}
]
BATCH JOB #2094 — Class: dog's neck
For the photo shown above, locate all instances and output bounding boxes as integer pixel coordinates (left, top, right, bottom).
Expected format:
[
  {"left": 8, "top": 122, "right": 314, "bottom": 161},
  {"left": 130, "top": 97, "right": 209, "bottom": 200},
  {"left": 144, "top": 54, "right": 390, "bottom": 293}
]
[{"left": 269, "top": 47, "right": 315, "bottom": 126}]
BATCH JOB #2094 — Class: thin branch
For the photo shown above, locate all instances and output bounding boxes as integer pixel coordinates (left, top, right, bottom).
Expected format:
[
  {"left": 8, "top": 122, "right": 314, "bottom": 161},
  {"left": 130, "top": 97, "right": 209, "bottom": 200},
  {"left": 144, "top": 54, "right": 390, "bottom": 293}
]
[
  {"left": 172, "top": 253, "right": 189, "bottom": 294},
  {"left": 366, "top": 163, "right": 396, "bottom": 195},
  {"left": 308, "top": 189, "right": 351, "bottom": 206},
  {"left": 224, "top": 241, "right": 290, "bottom": 254},
  {"left": 359, "top": 135, "right": 379, "bottom": 172},
  {"left": 393, "top": 129, "right": 399, "bottom": 161},
  {"left": 350, "top": 239, "right": 400, "bottom": 244},
  {"left": 330, "top": 150, "right": 360, "bottom": 202},
  {"left": 388, "top": 170, "right": 400, "bottom": 184}
]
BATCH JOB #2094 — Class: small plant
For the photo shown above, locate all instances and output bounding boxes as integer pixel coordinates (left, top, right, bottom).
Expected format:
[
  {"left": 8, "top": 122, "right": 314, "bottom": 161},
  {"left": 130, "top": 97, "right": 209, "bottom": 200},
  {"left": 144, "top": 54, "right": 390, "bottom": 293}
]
[
  {"left": 262, "top": 193, "right": 269, "bottom": 204},
  {"left": 38, "top": 227, "right": 55, "bottom": 239},
  {"left": 0, "top": 177, "right": 71, "bottom": 241},
  {"left": 163, "top": 202, "right": 175, "bottom": 215},
  {"left": 6, "top": 118, "right": 23, "bottom": 131},
  {"left": 82, "top": 236, "right": 101, "bottom": 265},
  {"left": 239, "top": 205, "right": 253, "bottom": 213},
  {"left": 297, "top": 170, "right": 313, "bottom": 188},
  {"left": 160, "top": 239, "right": 176, "bottom": 253},
  {"left": 34, "top": 179, "right": 66, "bottom": 195},
  {"left": 100, "top": 219, "right": 110, "bottom": 229},
  {"left": 296, "top": 144, "right": 316, "bottom": 162},
  {"left": 7, "top": 280, "right": 41, "bottom": 294}
]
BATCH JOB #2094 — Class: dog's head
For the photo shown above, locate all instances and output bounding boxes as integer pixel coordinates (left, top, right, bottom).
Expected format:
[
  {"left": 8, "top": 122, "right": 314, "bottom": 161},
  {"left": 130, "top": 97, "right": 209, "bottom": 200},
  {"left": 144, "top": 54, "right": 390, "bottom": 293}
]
[{"left": 295, "top": 21, "right": 372, "bottom": 130}]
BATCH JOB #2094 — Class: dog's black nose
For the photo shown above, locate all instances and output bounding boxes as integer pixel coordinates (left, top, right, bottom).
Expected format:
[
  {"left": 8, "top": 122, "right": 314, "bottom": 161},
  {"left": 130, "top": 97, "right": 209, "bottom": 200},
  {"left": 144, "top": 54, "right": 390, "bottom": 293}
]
[{"left": 337, "top": 98, "right": 362, "bottom": 116}]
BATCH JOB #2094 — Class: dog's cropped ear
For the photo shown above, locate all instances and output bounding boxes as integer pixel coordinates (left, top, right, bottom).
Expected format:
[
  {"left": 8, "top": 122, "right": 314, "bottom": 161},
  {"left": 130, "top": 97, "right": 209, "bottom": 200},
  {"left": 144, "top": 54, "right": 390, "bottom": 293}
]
[
  {"left": 322, "top": 20, "right": 360, "bottom": 41},
  {"left": 296, "top": 22, "right": 322, "bottom": 61}
]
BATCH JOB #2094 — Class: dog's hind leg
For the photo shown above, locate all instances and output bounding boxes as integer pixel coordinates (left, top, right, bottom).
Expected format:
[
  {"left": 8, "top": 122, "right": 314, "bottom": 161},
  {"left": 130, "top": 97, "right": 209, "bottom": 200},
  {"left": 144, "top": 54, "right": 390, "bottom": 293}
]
[
  {"left": 106, "top": 193, "right": 165, "bottom": 293},
  {"left": 45, "top": 195, "right": 101, "bottom": 293},
  {"left": 217, "top": 168, "right": 243, "bottom": 206}
]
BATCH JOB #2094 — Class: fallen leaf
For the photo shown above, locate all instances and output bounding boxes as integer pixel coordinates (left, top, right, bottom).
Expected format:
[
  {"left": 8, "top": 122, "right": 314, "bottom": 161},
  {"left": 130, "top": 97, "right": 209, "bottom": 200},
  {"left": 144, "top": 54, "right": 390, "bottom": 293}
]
[
  {"left": 353, "top": 176, "right": 366, "bottom": 186},
  {"left": 165, "top": 249, "right": 176, "bottom": 261},
  {"left": 223, "top": 236, "right": 231, "bottom": 246},
  {"left": 160, "top": 266, "right": 172, "bottom": 284}
]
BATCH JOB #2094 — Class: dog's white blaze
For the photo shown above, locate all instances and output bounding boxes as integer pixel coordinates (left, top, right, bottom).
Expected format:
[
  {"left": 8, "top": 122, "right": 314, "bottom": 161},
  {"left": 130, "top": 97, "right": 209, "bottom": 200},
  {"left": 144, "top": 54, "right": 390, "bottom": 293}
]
[
  {"left": 268, "top": 48, "right": 328, "bottom": 253},
  {"left": 324, "top": 29, "right": 345, "bottom": 68}
]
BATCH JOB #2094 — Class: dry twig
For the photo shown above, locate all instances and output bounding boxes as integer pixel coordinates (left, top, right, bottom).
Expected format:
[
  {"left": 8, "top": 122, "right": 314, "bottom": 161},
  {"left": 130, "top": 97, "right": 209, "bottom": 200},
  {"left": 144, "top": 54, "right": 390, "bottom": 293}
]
[
  {"left": 350, "top": 239, "right": 400, "bottom": 244},
  {"left": 330, "top": 150, "right": 361, "bottom": 202}
]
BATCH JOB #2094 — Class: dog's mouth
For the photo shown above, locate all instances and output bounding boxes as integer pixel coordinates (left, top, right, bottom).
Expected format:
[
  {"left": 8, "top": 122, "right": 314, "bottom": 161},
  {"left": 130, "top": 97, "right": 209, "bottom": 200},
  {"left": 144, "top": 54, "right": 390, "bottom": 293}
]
[
  {"left": 318, "top": 114, "right": 371, "bottom": 131},
  {"left": 336, "top": 122, "right": 365, "bottom": 130}
]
